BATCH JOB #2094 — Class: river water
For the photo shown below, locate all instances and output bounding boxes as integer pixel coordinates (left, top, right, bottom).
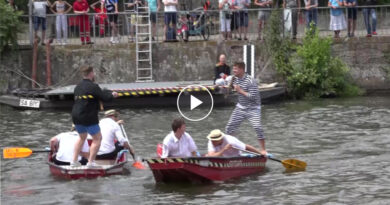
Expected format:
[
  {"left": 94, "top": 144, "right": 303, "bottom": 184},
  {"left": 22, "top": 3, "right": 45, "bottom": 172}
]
[{"left": 1, "top": 96, "right": 390, "bottom": 204}]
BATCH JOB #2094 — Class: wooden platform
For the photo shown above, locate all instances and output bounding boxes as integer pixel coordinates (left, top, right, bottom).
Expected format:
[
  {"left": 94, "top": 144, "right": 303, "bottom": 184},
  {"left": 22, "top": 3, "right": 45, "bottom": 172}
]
[{"left": 0, "top": 81, "right": 285, "bottom": 110}]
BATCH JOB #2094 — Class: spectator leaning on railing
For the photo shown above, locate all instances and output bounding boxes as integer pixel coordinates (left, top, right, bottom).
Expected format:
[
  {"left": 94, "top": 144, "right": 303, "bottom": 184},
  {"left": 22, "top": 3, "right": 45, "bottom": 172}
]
[
  {"left": 254, "top": 0, "right": 272, "bottom": 41},
  {"left": 328, "top": 0, "right": 346, "bottom": 38},
  {"left": 232, "top": 0, "right": 250, "bottom": 41},
  {"left": 345, "top": 0, "right": 357, "bottom": 37},
  {"left": 50, "top": 0, "right": 73, "bottom": 45},
  {"left": 73, "top": 0, "right": 93, "bottom": 44},
  {"left": 103, "top": 0, "right": 120, "bottom": 44},
  {"left": 218, "top": 0, "right": 233, "bottom": 41},
  {"left": 90, "top": 1, "right": 107, "bottom": 37},
  {"left": 146, "top": 0, "right": 161, "bottom": 41},
  {"left": 126, "top": 0, "right": 143, "bottom": 42},
  {"left": 361, "top": 0, "right": 377, "bottom": 37},
  {"left": 283, "top": 0, "right": 301, "bottom": 39},
  {"left": 163, "top": 0, "right": 178, "bottom": 42},
  {"left": 304, "top": 0, "right": 318, "bottom": 29},
  {"left": 31, "top": 0, "right": 51, "bottom": 45}
]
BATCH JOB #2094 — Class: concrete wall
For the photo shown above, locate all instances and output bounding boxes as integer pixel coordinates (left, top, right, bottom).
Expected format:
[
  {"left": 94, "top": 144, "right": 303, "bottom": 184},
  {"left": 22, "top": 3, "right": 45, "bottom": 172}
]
[{"left": 1, "top": 37, "right": 390, "bottom": 94}]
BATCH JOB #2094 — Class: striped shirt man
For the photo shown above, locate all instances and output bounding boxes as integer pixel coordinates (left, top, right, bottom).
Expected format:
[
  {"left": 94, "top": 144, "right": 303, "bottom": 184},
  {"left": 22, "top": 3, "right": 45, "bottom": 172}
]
[
  {"left": 225, "top": 62, "right": 267, "bottom": 155},
  {"left": 234, "top": 74, "right": 261, "bottom": 109}
]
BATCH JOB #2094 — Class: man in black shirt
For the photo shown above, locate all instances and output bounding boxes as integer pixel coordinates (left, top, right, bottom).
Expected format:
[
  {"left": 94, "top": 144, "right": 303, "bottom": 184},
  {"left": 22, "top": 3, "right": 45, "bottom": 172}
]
[
  {"left": 71, "top": 66, "right": 118, "bottom": 167},
  {"left": 214, "top": 54, "right": 231, "bottom": 85}
]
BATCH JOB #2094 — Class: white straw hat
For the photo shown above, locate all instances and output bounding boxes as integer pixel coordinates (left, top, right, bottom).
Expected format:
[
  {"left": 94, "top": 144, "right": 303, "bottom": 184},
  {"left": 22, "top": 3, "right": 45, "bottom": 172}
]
[
  {"left": 207, "top": 129, "right": 224, "bottom": 141},
  {"left": 104, "top": 109, "right": 117, "bottom": 117}
]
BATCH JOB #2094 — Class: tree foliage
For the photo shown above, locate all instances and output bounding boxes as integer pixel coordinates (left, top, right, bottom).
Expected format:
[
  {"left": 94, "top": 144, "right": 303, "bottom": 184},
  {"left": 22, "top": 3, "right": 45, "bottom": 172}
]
[
  {"left": 264, "top": 10, "right": 362, "bottom": 99},
  {"left": 0, "top": 0, "right": 23, "bottom": 54}
]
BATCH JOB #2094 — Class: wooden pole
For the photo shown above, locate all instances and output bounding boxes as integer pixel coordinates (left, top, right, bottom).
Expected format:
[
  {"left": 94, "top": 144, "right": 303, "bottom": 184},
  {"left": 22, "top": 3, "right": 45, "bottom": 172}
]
[{"left": 32, "top": 37, "right": 38, "bottom": 88}]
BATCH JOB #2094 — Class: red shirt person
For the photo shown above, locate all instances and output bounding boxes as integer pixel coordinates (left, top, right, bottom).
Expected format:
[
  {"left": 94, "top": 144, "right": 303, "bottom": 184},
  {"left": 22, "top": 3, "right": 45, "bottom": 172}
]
[
  {"left": 73, "top": 0, "right": 93, "bottom": 44},
  {"left": 90, "top": 1, "right": 107, "bottom": 36}
]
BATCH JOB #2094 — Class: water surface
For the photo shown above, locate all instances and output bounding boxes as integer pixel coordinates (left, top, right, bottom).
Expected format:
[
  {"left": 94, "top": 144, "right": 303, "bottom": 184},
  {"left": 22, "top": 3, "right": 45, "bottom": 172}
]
[{"left": 1, "top": 96, "right": 390, "bottom": 204}]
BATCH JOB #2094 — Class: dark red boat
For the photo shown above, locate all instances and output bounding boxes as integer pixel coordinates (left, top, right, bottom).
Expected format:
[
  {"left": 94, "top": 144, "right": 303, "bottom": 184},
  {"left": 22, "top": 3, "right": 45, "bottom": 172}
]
[
  {"left": 145, "top": 156, "right": 267, "bottom": 183},
  {"left": 47, "top": 151, "right": 129, "bottom": 179}
]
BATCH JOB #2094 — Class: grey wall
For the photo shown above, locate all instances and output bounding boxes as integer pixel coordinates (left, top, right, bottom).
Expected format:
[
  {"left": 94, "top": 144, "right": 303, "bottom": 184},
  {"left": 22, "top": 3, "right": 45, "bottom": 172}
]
[{"left": 1, "top": 37, "right": 390, "bottom": 94}]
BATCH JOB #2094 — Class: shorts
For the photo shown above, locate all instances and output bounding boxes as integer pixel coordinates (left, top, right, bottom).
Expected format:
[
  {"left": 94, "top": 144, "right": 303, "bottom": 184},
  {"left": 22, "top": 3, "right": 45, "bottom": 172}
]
[
  {"left": 238, "top": 11, "right": 249, "bottom": 27},
  {"left": 347, "top": 8, "right": 357, "bottom": 20},
  {"left": 150, "top": 12, "right": 157, "bottom": 24},
  {"left": 258, "top": 10, "right": 271, "bottom": 21},
  {"left": 220, "top": 18, "right": 231, "bottom": 32},
  {"left": 33, "top": 16, "right": 46, "bottom": 31},
  {"left": 75, "top": 124, "right": 101, "bottom": 136},
  {"left": 164, "top": 12, "right": 177, "bottom": 25},
  {"left": 108, "top": 12, "right": 118, "bottom": 23}
]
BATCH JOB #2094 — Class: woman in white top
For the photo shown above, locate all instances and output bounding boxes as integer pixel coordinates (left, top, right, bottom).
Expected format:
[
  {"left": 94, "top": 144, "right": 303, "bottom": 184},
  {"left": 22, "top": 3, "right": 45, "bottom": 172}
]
[{"left": 50, "top": 0, "right": 72, "bottom": 45}]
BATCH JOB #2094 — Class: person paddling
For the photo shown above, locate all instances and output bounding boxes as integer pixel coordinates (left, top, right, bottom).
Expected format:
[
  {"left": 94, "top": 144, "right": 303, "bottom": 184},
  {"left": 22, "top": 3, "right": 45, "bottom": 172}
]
[
  {"left": 49, "top": 125, "right": 89, "bottom": 165},
  {"left": 206, "top": 129, "right": 262, "bottom": 157},
  {"left": 71, "top": 65, "right": 118, "bottom": 167},
  {"left": 96, "top": 109, "right": 136, "bottom": 160}
]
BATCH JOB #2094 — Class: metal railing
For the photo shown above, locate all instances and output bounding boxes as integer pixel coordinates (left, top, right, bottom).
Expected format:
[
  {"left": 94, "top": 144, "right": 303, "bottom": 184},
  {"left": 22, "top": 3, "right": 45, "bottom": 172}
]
[{"left": 17, "top": 5, "right": 390, "bottom": 46}]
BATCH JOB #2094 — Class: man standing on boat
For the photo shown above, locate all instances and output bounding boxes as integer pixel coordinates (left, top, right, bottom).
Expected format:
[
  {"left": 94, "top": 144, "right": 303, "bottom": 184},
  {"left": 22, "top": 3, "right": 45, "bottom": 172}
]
[
  {"left": 206, "top": 129, "right": 263, "bottom": 157},
  {"left": 71, "top": 66, "right": 118, "bottom": 167},
  {"left": 49, "top": 125, "right": 89, "bottom": 165},
  {"left": 96, "top": 109, "right": 136, "bottom": 160},
  {"left": 225, "top": 61, "right": 268, "bottom": 155},
  {"left": 161, "top": 118, "right": 198, "bottom": 158}
]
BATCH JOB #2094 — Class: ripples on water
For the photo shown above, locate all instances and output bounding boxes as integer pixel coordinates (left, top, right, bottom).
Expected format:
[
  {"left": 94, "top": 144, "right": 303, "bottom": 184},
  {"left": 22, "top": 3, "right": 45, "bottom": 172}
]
[{"left": 1, "top": 96, "right": 390, "bottom": 204}]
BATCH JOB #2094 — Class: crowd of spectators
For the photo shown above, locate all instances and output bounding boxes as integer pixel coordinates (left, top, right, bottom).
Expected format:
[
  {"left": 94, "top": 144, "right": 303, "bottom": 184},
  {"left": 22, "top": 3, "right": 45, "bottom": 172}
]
[{"left": 4, "top": 0, "right": 384, "bottom": 45}]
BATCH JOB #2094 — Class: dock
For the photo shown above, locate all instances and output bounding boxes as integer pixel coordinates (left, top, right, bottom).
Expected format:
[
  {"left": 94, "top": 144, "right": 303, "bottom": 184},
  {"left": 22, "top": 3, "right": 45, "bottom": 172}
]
[{"left": 0, "top": 81, "right": 285, "bottom": 110}]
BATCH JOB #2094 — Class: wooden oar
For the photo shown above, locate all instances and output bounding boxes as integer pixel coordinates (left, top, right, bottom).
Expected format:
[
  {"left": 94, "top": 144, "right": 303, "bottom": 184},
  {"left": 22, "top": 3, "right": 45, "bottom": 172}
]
[
  {"left": 119, "top": 124, "right": 146, "bottom": 170},
  {"left": 3, "top": 147, "right": 50, "bottom": 159},
  {"left": 233, "top": 146, "right": 307, "bottom": 172}
]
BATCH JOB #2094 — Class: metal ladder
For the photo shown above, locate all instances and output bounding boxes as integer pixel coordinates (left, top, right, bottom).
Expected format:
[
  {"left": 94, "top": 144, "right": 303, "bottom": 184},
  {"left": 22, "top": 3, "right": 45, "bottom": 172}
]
[
  {"left": 135, "top": 4, "right": 153, "bottom": 82},
  {"left": 123, "top": 1, "right": 153, "bottom": 82}
]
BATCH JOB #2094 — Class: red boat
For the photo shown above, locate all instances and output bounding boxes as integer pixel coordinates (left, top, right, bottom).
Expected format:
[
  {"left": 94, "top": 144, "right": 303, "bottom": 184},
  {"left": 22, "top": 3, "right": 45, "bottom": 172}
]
[
  {"left": 47, "top": 151, "right": 129, "bottom": 180},
  {"left": 145, "top": 156, "right": 267, "bottom": 183}
]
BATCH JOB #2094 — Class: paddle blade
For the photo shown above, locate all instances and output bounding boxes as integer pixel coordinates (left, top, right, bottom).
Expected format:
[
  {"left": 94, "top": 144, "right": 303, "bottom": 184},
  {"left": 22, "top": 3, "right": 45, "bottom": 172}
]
[
  {"left": 132, "top": 161, "right": 146, "bottom": 170},
  {"left": 3, "top": 147, "right": 33, "bottom": 159},
  {"left": 281, "top": 159, "right": 307, "bottom": 172}
]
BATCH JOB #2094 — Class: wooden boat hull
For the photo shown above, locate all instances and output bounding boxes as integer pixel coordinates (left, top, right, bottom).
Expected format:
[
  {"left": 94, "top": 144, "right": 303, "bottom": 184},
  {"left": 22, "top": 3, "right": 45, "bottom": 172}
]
[
  {"left": 47, "top": 152, "right": 128, "bottom": 179},
  {"left": 146, "top": 156, "right": 267, "bottom": 183}
]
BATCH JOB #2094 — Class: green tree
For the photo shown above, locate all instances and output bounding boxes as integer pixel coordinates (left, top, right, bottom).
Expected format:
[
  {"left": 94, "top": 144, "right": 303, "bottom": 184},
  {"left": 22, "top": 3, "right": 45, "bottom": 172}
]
[
  {"left": 264, "top": 11, "right": 362, "bottom": 99},
  {"left": 0, "top": 0, "right": 23, "bottom": 54},
  {"left": 286, "top": 25, "right": 362, "bottom": 98}
]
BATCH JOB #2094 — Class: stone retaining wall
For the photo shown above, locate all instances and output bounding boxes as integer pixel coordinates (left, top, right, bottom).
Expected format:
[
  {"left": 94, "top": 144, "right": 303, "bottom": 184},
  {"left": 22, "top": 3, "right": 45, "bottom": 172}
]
[{"left": 1, "top": 37, "right": 389, "bottom": 93}]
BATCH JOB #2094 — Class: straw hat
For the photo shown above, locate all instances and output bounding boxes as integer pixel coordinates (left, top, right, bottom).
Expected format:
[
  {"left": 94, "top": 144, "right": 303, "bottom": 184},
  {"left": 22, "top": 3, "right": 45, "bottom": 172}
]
[
  {"left": 207, "top": 129, "right": 224, "bottom": 141},
  {"left": 104, "top": 109, "right": 118, "bottom": 117}
]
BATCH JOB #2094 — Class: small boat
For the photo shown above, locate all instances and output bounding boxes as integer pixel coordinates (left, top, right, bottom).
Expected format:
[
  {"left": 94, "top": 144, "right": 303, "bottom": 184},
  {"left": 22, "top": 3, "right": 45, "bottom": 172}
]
[
  {"left": 47, "top": 150, "right": 129, "bottom": 179},
  {"left": 145, "top": 155, "right": 267, "bottom": 183}
]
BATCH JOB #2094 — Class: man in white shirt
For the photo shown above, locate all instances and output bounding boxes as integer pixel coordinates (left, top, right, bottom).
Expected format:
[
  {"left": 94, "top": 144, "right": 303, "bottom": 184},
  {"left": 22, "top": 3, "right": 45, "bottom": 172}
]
[
  {"left": 96, "top": 109, "right": 135, "bottom": 160},
  {"left": 49, "top": 126, "right": 89, "bottom": 165},
  {"left": 162, "top": 0, "right": 178, "bottom": 41},
  {"left": 206, "top": 129, "right": 263, "bottom": 157},
  {"left": 161, "top": 118, "right": 198, "bottom": 158}
]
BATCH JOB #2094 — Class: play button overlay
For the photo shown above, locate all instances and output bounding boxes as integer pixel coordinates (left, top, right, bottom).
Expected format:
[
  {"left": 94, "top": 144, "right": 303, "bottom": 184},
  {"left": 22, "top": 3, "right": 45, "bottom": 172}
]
[
  {"left": 177, "top": 85, "right": 214, "bottom": 122},
  {"left": 190, "top": 95, "right": 202, "bottom": 110}
]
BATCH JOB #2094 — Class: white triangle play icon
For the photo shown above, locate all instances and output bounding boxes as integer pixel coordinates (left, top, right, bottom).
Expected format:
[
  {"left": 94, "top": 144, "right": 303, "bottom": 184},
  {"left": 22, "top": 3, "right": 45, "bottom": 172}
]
[{"left": 190, "top": 95, "right": 203, "bottom": 110}]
